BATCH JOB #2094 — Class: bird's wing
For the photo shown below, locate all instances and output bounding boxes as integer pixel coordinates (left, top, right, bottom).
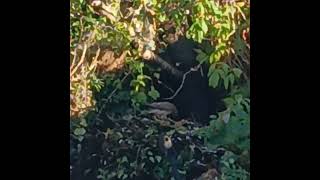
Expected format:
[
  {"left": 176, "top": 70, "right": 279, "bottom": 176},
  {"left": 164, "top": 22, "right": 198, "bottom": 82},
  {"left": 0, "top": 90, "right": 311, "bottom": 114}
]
[{"left": 146, "top": 102, "right": 178, "bottom": 112}]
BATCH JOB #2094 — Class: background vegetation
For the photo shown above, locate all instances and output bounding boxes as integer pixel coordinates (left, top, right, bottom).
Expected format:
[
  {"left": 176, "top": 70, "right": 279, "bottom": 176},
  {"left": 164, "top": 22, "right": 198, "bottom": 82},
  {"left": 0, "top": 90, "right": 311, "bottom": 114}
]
[{"left": 70, "top": 0, "right": 250, "bottom": 179}]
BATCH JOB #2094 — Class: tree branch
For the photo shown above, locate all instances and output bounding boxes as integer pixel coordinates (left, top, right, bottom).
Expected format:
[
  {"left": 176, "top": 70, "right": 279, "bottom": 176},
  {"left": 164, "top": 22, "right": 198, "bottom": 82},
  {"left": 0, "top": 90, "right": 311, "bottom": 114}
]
[
  {"left": 149, "top": 53, "right": 184, "bottom": 78},
  {"left": 70, "top": 44, "right": 88, "bottom": 77},
  {"left": 163, "top": 64, "right": 201, "bottom": 100}
]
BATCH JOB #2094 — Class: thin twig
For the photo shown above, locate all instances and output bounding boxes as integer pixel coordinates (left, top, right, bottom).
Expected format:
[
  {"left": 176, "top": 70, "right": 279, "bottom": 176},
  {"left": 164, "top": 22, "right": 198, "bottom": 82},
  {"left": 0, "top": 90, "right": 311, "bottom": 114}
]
[
  {"left": 103, "top": 72, "right": 131, "bottom": 102},
  {"left": 89, "top": 48, "right": 101, "bottom": 71},
  {"left": 70, "top": 48, "right": 78, "bottom": 71},
  {"left": 163, "top": 64, "right": 201, "bottom": 100},
  {"left": 78, "top": 17, "right": 84, "bottom": 43},
  {"left": 97, "top": 72, "right": 131, "bottom": 119},
  {"left": 157, "top": 80, "right": 175, "bottom": 93},
  {"left": 70, "top": 44, "right": 88, "bottom": 77},
  {"left": 135, "top": 145, "right": 142, "bottom": 173}
]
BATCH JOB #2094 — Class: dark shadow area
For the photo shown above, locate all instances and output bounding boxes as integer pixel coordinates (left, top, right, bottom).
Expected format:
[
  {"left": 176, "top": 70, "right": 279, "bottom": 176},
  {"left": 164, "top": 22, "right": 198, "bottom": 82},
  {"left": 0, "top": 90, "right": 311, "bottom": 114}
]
[{"left": 149, "top": 37, "right": 227, "bottom": 124}]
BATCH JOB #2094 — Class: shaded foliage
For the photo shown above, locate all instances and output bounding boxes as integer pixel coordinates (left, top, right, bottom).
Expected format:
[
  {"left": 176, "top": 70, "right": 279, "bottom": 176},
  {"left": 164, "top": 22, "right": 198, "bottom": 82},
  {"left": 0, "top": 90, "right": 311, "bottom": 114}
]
[{"left": 70, "top": 0, "right": 250, "bottom": 179}]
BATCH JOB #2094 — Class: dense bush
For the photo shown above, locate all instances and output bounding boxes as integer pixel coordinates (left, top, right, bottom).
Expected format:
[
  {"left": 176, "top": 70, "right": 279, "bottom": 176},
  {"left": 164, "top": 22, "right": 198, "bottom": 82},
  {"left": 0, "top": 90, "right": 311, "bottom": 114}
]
[{"left": 70, "top": 0, "right": 250, "bottom": 179}]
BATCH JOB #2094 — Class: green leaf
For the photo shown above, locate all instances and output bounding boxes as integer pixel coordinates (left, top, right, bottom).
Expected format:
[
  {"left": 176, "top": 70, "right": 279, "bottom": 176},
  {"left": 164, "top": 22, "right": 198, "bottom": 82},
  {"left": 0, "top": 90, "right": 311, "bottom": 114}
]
[
  {"left": 233, "top": 68, "right": 242, "bottom": 78},
  {"left": 210, "top": 114, "right": 217, "bottom": 119},
  {"left": 122, "top": 156, "right": 128, "bottom": 163},
  {"left": 153, "top": 73, "right": 160, "bottom": 79},
  {"left": 107, "top": 172, "right": 117, "bottom": 179},
  {"left": 219, "top": 108, "right": 231, "bottom": 124},
  {"left": 78, "top": 136, "right": 84, "bottom": 142},
  {"left": 221, "top": 23, "right": 230, "bottom": 30},
  {"left": 229, "top": 158, "right": 235, "bottom": 164},
  {"left": 147, "top": 151, "right": 153, "bottom": 156},
  {"left": 209, "top": 71, "right": 220, "bottom": 88},
  {"left": 216, "top": 69, "right": 225, "bottom": 77},
  {"left": 159, "top": 14, "right": 166, "bottom": 22},
  {"left": 113, "top": 79, "right": 121, "bottom": 87},
  {"left": 122, "top": 174, "right": 128, "bottom": 179},
  {"left": 197, "top": 30, "right": 204, "bottom": 43},
  {"left": 178, "top": 169, "right": 187, "bottom": 175},
  {"left": 155, "top": 156, "right": 162, "bottom": 163},
  {"left": 139, "top": 81, "right": 146, "bottom": 87},
  {"left": 216, "top": 43, "right": 227, "bottom": 51},
  {"left": 118, "top": 169, "right": 124, "bottom": 179},
  {"left": 209, "top": 52, "right": 216, "bottom": 63},
  {"left": 148, "top": 87, "right": 160, "bottom": 100},
  {"left": 149, "top": 157, "right": 155, "bottom": 163},
  {"left": 141, "top": 162, "right": 145, "bottom": 168},
  {"left": 116, "top": 132, "right": 124, "bottom": 138},
  {"left": 72, "top": 22, "right": 79, "bottom": 27},
  {"left": 221, "top": 63, "right": 229, "bottom": 73},
  {"left": 130, "top": 162, "right": 137, "bottom": 167},
  {"left": 155, "top": 167, "right": 164, "bottom": 178},
  {"left": 83, "top": 16, "right": 95, "bottom": 24},
  {"left": 198, "top": 3, "right": 205, "bottom": 15},
  {"left": 229, "top": 74, "right": 235, "bottom": 86},
  {"left": 193, "top": 48, "right": 203, "bottom": 54},
  {"left": 97, "top": 175, "right": 104, "bottom": 179},
  {"left": 214, "top": 51, "right": 221, "bottom": 61},
  {"left": 210, "top": 51, "right": 222, "bottom": 63},
  {"left": 137, "top": 75, "right": 144, "bottom": 80},
  {"left": 186, "top": 32, "right": 191, "bottom": 39},
  {"left": 196, "top": 53, "right": 208, "bottom": 64},
  {"left": 208, "top": 65, "right": 215, "bottom": 77},
  {"left": 80, "top": 119, "right": 88, "bottom": 127},
  {"left": 136, "top": 92, "right": 147, "bottom": 103},
  {"left": 224, "top": 75, "right": 229, "bottom": 90},
  {"left": 200, "top": 19, "right": 208, "bottom": 33},
  {"left": 74, "top": 128, "right": 86, "bottom": 136}
]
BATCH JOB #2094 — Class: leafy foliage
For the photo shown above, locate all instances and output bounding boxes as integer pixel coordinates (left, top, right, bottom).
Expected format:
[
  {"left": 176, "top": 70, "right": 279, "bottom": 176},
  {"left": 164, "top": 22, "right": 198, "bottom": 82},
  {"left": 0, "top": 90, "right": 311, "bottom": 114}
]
[
  {"left": 70, "top": 0, "right": 249, "bottom": 118},
  {"left": 220, "top": 151, "right": 250, "bottom": 180},
  {"left": 196, "top": 93, "right": 250, "bottom": 150},
  {"left": 196, "top": 81, "right": 250, "bottom": 178},
  {"left": 70, "top": 0, "right": 250, "bottom": 179},
  {"left": 207, "top": 62, "right": 242, "bottom": 89}
]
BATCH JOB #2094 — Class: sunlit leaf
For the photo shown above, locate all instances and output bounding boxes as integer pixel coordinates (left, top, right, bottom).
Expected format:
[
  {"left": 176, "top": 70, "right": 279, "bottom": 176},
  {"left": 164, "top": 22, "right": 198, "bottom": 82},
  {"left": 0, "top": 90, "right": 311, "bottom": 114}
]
[
  {"left": 198, "top": 3, "right": 205, "bottom": 15},
  {"left": 200, "top": 19, "right": 208, "bottom": 33}
]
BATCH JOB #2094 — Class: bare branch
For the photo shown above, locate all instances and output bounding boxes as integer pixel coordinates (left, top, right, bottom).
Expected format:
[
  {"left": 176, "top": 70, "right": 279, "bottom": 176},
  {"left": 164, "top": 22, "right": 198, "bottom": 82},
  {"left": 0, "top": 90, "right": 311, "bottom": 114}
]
[
  {"left": 89, "top": 48, "right": 101, "bottom": 71},
  {"left": 70, "top": 48, "right": 78, "bottom": 71},
  {"left": 150, "top": 53, "right": 184, "bottom": 78},
  {"left": 157, "top": 80, "right": 174, "bottom": 93},
  {"left": 70, "top": 44, "right": 88, "bottom": 77},
  {"left": 163, "top": 64, "right": 201, "bottom": 100}
]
